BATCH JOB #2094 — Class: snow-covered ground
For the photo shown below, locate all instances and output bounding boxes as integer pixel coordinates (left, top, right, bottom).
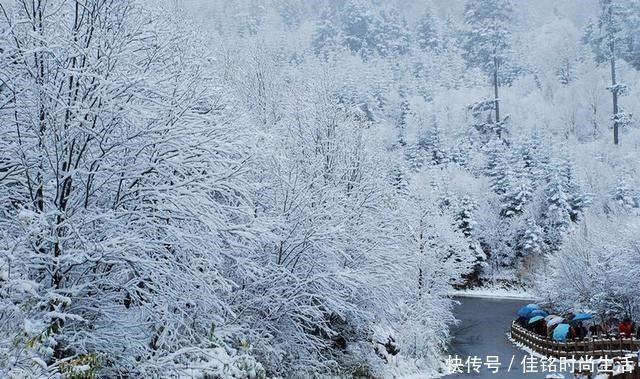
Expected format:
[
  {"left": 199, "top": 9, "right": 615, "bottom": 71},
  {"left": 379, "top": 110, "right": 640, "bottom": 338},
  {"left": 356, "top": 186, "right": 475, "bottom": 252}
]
[{"left": 449, "top": 287, "right": 539, "bottom": 301}]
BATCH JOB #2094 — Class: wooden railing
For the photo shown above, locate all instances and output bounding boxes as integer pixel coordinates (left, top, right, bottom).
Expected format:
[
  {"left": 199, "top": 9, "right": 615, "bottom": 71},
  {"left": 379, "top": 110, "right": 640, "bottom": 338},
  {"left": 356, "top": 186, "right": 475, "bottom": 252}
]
[
  {"left": 511, "top": 321, "right": 640, "bottom": 359},
  {"left": 511, "top": 321, "right": 640, "bottom": 378}
]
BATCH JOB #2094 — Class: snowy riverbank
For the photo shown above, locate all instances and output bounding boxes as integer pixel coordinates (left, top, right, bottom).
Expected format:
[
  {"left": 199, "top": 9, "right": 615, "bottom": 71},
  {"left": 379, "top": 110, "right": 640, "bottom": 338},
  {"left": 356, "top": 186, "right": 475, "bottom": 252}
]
[{"left": 449, "top": 288, "right": 539, "bottom": 301}]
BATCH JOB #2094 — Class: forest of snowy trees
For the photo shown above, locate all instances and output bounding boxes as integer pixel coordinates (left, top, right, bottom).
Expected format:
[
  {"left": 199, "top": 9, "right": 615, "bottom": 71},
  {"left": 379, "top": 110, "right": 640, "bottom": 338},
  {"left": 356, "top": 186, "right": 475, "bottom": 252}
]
[{"left": 1, "top": 0, "right": 640, "bottom": 378}]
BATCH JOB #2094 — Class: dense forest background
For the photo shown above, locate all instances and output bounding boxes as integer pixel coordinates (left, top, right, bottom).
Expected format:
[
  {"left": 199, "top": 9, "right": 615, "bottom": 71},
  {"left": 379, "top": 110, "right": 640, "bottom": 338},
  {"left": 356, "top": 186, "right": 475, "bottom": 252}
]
[{"left": 1, "top": 0, "right": 640, "bottom": 378}]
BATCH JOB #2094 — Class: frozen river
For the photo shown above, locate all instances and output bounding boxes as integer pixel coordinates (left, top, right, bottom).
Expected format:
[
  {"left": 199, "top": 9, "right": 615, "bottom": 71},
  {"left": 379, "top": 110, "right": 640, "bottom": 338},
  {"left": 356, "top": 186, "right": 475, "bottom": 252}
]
[{"left": 446, "top": 296, "right": 568, "bottom": 379}]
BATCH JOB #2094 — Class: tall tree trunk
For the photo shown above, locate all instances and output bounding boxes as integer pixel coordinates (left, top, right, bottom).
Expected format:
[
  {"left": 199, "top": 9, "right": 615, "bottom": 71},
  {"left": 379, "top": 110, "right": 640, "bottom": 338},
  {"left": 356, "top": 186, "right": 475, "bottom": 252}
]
[
  {"left": 493, "top": 54, "right": 500, "bottom": 128},
  {"left": 611, "top": 54, "right": 619, "bottom": 145},
  {"left": 609, "top": 5, "right": 619, "bottom": 145}
]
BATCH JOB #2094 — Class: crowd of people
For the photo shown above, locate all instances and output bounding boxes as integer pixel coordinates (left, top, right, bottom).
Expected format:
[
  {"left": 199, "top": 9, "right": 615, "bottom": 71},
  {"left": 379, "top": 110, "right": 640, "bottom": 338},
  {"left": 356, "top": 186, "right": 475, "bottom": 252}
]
[{"left": 514, "top": 304, "right": 640, "bottom": 342}]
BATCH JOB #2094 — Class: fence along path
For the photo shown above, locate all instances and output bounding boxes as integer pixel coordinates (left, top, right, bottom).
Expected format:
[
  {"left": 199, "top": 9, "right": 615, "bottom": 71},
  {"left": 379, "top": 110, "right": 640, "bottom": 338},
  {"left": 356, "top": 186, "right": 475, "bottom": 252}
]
[{"left": 511, "top": 321, "right": 640, "bottom": 378}]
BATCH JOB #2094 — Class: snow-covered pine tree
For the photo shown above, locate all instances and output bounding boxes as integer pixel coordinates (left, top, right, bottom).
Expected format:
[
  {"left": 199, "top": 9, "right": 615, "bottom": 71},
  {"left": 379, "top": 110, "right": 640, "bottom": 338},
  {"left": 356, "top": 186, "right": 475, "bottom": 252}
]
[
  {"left": 416, "top": 10, "right": 440, "bottom": 52},
  {"left": 501, "top": 178, "right": 532, "bottom": 217},
  {"left": 542, "top": 170, "right": 573, "bottom": 251},
  {"left": 390, "top": 165, "right": 410, "bottom": 192},
  {"left": 463, "top": 0, "right": 514, "bottom": 128},
  {"left": 468, "top": 99, "right": 509, "bottom": 143},
  {"left": 521, "top": 218, "right": 544, "bottom": 257},
  {"left": 374, "top": 8, "right": 411, "bottom": 57},
  {"left": 455, "top": 196, "right": 478, "bottom": 238},
  {"left": 612, "top": 177, "right": 638, "bottom": 209},
  {"left": 485, "top": 142, "right": 511, "bottom": 195},
  {"left": 341, "top": 0, "right": 376, "bottom": 59},
  {"left": 312, "top": 11, "right": 341, "bottom": 59},
  {"left": 520, "top": 134, "right": 551, "bottom": 183},
  {"left": 449, "top": 137, "right": 471, "bottom": 168},
  {"left": 557, "top": 155, "right": 590, "bottom": 222},
  {"left": 396, "top": 91, "right": 410, "bottom": 146},
  {"left": 418, "top": 116, "right": 447, "bottom": 165},
  {"left": 620, "top": 0, "right": 640, "bottom": 69},
  {"left": 585, "top": 0, "right": 631, "bottom": 144},
  {"left": 405, "top": 144, "right": 425, "bottom": 172}
]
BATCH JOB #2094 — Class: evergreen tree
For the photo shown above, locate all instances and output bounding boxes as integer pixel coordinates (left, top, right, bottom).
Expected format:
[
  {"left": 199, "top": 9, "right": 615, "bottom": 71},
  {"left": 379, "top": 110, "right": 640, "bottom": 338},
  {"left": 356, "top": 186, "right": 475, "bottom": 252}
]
[
  {"left": 396, "top": 92, "right": 410, "bottom": 146},
  {"left": 557, "top": 156, "right": 590, "bottom": 222},
  {"left": 418, "top": 116, "right": 447, "bottom": 165},
  {"left": 405, "top": 145, "right": 425, "bottom": 173},
  {"left": 585, "top": 0, "right": 631, "bottom": 144},
  {"left": 449, "top": 138, "right": 471, "bottom": 168},
  {"left": 468, "top": 99, "right": 509, "bottom": 143},
  {"left": 556, "top": 57, "right": 577, "bottom": 85},
  {"left": 521, "top": 218, "right": 544, "bottom": 257},
  {"left": 441, "top": 14, "right": 464, "bottom": 52},
  {"left": 520, "top": 135, "right": 550, "bottom": 182},
  {"left": 463, "top": 0, "right": 514, "bottom": 128},
  {"left": 390, "top": 165, "right": 409, "bottom": 192},
  {"left": 485, "top": 142, "right": 512, "bottom": 195},
  {"left": 612, "top": 178, "right": 638, "bottom": 208},
  {"left": 501, "top": 179, "right": 532, "bottom": 217},
  {"left": 312, "top": 12, "right": 341, "bottom": 59},
  {"left": 541, "top": 156, "right": 590, "bottom": 251},
  {"left": 374, "top": 8, "right": 411, "bottom": 56},
  {"left": 544, "top": 172, "right": 571, "bottom": 249},
  {"left": 621, "top": 0, "right": 640, "bottom": 69},
  {"left": 416, "top": 10, "right": 440, "bottom": 51},
  {"left": 341, "top": 0, "right": 376, "bottom": 58},
  {"left": 456, "top": 196, "right": 478, "bottom": 238}
]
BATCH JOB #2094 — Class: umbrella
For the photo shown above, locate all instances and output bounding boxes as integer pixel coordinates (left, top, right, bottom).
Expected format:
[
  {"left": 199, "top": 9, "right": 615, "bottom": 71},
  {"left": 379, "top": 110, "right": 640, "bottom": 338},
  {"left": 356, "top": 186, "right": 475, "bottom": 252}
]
[
  {"left": 530, "top": 309, "right": 548, "bottom": 317},
  {"left": 529, "top": 315, "right": 545, "bottom": 324},
  {"left": 572, "top": 313, "right": 593, "bottom": 321},
  {"left": 553, "top": 323, "right": 570, "bottom": 341},
  {"left": 547, "top": 316, "right": 564, "bottom": 327},
  {"left": 526, "top": 303, "right": 540, "bottom": 309},
  {"left": 517, "top": 306, "right": 532, "bottom": 317},
  {"left": 517, "top": 304, "right": 540, "bottom": 317},
  {"left": 545, "top": 314, "right": 560, "bottom": 321}
]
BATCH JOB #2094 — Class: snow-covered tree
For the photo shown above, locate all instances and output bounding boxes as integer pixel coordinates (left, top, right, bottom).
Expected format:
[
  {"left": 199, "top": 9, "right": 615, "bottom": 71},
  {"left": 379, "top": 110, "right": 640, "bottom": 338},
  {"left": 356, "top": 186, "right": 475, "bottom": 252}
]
[
  {"left": 374, "top": 8, "right": 411, "bottom": 57},
  {"left": 341, "top": 0, "right": 377, "bottom": 58},
  {"left": 418, "top": 117, "right": 447, "bottom": 166},
  {"left": 0, "top": 1, "right": 260, "bottom": 377},
  {"left": 612, "top": 177, "right": 638, "bottom": 209},
  {"left": 312, "top": 12, "right": 341, "bottom": 59},
  {"left": 416, "top": 10, "right": 440, "bottom": 52},
  {"left": 485, "top": 142, "right": 512, "bottom": 195},
  {"left": 521, "top": 218, "right": 544, "bottom": 257},
  {"left": 501, "top": 179, "right": 532, "bottom": 217},
  {"left": 463, "top": 0, "right": 514, "bottom": 127},
  {"left": 539, "top": 213, "right": 640, "bottom": 317},
  {"left": 585, "top": 0, "right": 632, "bottom": 144}
]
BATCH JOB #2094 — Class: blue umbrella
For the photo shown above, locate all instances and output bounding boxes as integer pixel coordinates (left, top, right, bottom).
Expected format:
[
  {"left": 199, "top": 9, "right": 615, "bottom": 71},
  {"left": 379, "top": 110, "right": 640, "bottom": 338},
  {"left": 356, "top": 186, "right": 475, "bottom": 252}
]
[
  {"left": 530, "top": 309, "right": 548, "bottom": 317},
  {"left": 529, "top": 315, "right": 545, "bottom": 324},
  {"left": 526, "top": 303, "right": 540, "bottom": 309},
  {"left": 553, "top": 323, "right": 571, "bottom": 342},
  {"left": 517, "top": 304, "right": 540, "bottom": 317},
  {"left": 517, "top": 307, "right": 532, "bottom": 317},
  {"left": 572, "top": 313, "right": 592, "bottom": 321}
]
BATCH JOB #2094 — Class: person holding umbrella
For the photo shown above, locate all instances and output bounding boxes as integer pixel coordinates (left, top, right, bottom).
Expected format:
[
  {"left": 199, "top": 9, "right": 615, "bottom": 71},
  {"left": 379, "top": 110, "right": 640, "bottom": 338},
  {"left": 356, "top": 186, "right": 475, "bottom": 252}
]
[
  {"left": 546, "top": 316, "right": 564, "bottom": 338},
  {"left": 570, "top": 313, "right": 592, "bottom": 340},
  {"left": 570, "top": 321, "right": 588, "bottom": 340},
  {"left": 516, "top": 304, "right": 541, "bottom": 327},
  {"left": 528, "top": 315, "right": 547, "bottom": 337},
  {"left": 553, "top": 323, "right": 571, "bottom": 342}
]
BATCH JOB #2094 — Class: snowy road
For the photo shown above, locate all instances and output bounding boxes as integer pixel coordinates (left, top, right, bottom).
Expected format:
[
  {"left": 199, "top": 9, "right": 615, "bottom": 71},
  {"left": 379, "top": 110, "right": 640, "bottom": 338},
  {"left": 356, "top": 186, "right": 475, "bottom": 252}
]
[{"left": 445, "top": 296, "right": 567, "bottom": 379}]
